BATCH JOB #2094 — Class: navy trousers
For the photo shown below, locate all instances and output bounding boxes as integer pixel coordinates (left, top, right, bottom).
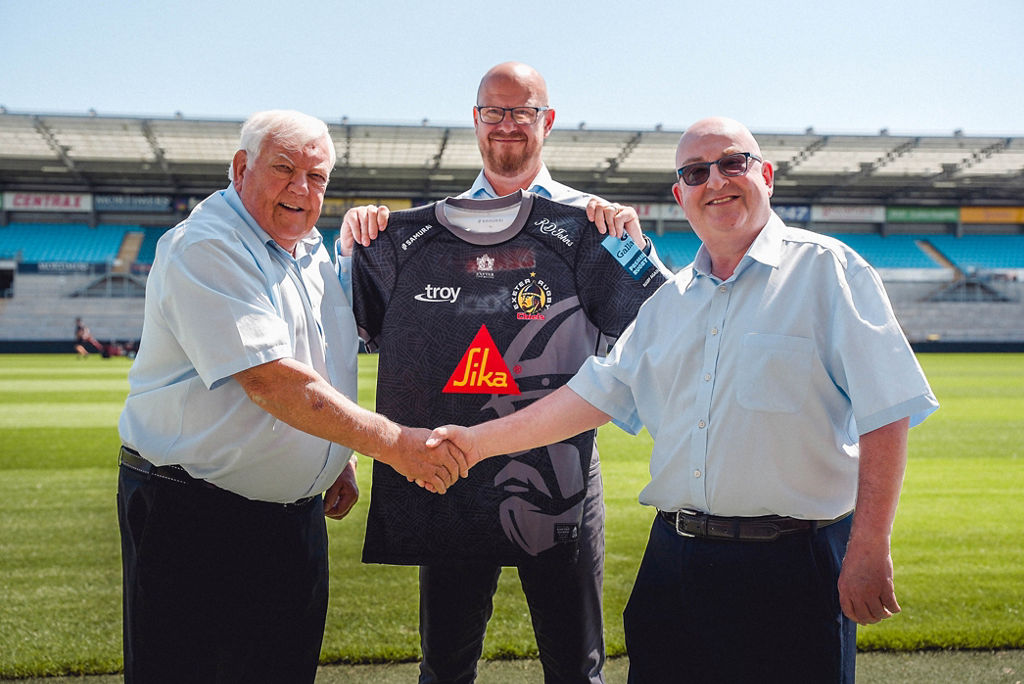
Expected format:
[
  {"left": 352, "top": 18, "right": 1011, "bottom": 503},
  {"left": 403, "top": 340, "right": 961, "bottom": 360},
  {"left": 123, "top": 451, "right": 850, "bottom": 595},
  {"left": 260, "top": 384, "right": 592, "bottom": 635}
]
[
  {"left": 623, "top": 513, "right": 856, "bottom": 684},
  {"left": 117, "top": 463, "right": 329, "bottom": 684},
  {"left": 417, "top": 469, "right": 606, "bottom": 684}
]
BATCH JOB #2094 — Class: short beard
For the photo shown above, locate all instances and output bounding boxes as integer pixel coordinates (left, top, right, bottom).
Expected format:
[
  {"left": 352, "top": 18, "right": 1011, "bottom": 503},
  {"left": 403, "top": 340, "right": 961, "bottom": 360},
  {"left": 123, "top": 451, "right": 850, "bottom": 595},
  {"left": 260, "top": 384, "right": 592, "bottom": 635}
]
[{"left": 481, "top": 136, "right": 539, "bottom": 177}]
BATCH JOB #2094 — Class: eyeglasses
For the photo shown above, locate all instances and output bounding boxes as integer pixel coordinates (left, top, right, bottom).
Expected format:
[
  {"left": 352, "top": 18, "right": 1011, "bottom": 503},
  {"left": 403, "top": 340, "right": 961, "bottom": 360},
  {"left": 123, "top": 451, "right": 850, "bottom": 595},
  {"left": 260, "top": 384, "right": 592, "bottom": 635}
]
[
  {"left": 475, "top": 106, "right": 550, "bottom": 125},
  {"left": 676, "top": 152, "right": 762, "bottom": 186}
]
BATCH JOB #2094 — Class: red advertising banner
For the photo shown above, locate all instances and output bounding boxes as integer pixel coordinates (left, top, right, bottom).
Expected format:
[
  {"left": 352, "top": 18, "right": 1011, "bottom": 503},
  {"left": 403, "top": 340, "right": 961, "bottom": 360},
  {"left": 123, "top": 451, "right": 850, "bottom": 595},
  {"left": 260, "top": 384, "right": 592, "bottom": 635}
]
[{"left": 2, "top": 192, "right": 93, "bottom": 212}]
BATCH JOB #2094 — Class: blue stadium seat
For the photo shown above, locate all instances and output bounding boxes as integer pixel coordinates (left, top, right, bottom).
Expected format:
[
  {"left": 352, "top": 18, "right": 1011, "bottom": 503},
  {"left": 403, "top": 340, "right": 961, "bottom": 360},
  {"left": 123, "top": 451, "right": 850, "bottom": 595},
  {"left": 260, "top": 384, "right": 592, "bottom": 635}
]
[
  {"left": 827, "top": 234, "right": 941, "bottom": 269},
  {"left": 0, "top": 223, "right": 130, "bottom": 264},
  {"left": 648, "top": 232, "right": 703, "bottom": 271},
  {"left": 135, "top": 227, "right": 172, "bottom": 265},
  {"left": 927, "top": 235, "right": 1024, "bottom": 271}
]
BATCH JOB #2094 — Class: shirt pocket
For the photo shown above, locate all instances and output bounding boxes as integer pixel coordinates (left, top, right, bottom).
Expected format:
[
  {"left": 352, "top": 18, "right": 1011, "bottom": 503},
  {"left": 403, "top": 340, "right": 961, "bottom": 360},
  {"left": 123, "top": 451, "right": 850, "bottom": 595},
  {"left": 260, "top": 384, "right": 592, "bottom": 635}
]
[{"left": 736, "top": 333, "right": 814, "bottom": 413}]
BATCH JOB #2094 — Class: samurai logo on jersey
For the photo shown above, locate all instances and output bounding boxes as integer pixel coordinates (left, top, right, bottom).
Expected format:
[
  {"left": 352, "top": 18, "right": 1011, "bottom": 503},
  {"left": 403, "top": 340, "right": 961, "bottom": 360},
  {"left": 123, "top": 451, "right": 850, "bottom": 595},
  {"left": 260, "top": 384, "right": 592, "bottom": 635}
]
[
  {"left": 512, "top": 273, "right": 552, "bottom": 321},
  {"left": 443, "top": 325, "right": 521, "bottom": 395},
  {"left": 401, "top": 224, "right": 432, "bottom": 251}
]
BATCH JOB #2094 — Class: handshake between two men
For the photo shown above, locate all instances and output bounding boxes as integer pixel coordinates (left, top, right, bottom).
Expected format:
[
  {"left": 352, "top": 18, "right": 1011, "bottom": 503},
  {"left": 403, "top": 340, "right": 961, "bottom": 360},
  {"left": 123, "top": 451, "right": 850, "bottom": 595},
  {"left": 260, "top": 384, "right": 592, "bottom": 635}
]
[{"left": 402, "top": 385, "right": 613, "bottom": 493}]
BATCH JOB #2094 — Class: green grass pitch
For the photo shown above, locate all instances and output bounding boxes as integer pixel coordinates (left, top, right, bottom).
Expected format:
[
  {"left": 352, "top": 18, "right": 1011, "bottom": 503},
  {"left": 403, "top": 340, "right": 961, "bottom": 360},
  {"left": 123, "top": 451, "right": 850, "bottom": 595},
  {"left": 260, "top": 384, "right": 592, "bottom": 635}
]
[{"left": 0, "top": 353, "right": 1021, "bottom": 677}]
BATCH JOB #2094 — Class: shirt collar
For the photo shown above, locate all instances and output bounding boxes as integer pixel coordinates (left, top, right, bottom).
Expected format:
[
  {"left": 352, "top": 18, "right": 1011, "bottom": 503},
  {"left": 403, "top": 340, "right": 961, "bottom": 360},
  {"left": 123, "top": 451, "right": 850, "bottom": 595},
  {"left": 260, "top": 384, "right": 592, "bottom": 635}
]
[
  {"left": 466, "top": 164, "right": 556, "bottom": 200},
  {"left": 221, "top": 184, "right": 323, "bottom": 260},
  {"left": 692, "top": 211, "right": 784, "bottom": 280}
]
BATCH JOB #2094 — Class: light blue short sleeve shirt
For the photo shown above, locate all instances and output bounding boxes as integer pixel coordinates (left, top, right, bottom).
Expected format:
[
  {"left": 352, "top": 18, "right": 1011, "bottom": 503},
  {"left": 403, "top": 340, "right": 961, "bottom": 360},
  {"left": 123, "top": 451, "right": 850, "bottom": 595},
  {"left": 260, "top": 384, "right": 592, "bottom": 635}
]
[
  {"left": 568, "top": 213, "right": 938, "bottom": 518},
  {"left": 119, "top": 186, "right": 359, "bottom": 503}
]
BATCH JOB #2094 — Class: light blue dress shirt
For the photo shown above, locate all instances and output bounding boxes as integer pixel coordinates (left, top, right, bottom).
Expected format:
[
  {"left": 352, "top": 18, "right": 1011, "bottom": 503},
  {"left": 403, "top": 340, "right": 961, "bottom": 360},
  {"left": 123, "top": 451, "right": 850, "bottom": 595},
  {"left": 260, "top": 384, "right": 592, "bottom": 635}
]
[
  {"left": 461, "top": 164, "right": 670, "bottom": 276},
  {"left": 461, "top": 164, "right": 591, "bottom": 207},
  {"left": 568, "top": 212, "right": 938, "bottom": 519},
  {"left": 119, "top": 185, "right": 359, "bottom": 503}
]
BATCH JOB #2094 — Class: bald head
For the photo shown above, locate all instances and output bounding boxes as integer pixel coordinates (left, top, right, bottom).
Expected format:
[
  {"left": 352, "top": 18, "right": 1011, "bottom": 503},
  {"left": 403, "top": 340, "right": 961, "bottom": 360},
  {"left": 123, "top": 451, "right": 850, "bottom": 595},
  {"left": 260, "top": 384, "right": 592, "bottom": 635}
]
[
  {"left": 670, "top": 116, "right": 774, "bottom": 277},
  {"left": 676, "top": 117, "right": 763, "bottom": 168},
  {"left": 473, "top": 62, "right": 555, "bottom": 192},
  {"left": 476, "top": 62, "right": 549, "bottom": 107}
]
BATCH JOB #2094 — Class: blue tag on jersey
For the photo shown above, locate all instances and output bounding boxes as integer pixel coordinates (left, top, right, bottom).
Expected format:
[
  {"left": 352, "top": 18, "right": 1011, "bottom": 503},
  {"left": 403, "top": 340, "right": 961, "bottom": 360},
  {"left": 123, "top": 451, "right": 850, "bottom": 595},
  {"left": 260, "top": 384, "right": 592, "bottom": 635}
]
[{"left": 601, "top": 234, "right": 652, "bottom": 280}]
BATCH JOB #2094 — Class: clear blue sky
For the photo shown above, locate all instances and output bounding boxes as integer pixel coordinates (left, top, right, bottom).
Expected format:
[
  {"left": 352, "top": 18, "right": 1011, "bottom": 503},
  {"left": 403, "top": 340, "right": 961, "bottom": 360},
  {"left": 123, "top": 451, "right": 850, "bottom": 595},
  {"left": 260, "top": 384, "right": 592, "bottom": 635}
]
[{"left": 2, "top": 0, "right": 1021, "bottom": 136}]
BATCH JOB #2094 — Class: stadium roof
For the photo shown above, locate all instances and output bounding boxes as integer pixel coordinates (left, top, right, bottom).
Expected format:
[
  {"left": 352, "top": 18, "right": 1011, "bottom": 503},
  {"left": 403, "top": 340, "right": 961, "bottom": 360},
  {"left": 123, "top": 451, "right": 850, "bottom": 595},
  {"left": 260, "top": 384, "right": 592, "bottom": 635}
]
[{"left": 2, "top": 111, "right": 1023, "bottom": 204}]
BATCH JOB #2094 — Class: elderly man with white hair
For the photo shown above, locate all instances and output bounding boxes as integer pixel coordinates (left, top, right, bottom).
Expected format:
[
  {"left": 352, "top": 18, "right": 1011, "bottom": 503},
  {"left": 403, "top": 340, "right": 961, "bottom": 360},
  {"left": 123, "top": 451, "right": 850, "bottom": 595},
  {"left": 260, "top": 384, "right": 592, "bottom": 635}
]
[{"left": 117, "top": 110, "right": 466, "bottom": 683}]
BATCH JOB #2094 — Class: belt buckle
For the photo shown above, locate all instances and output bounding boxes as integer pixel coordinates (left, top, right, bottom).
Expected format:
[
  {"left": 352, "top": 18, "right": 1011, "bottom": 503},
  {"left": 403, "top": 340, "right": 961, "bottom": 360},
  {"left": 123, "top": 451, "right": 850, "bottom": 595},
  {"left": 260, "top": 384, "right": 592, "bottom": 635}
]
[{"left": 674, "top": 508, "right": 706, "bottom": 538}]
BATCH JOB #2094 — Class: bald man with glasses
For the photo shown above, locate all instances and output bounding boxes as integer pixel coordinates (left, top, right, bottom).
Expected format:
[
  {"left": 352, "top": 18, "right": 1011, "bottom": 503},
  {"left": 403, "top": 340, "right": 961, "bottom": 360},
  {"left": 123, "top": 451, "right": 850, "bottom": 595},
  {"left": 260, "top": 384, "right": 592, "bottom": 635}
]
[
  {"left": 337, "top": 63, "right": 670, "bottom": 684},
  {"left": 427, "top": 116, "right": 938, "bottom": 683}
]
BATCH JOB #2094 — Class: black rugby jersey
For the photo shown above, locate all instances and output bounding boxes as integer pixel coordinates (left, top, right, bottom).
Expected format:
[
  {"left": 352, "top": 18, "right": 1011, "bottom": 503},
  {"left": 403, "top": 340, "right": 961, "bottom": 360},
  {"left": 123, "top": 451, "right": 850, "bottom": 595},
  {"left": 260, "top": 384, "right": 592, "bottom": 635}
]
[{"left": 353, "top": 191, "right": 665, "bottom": 565}]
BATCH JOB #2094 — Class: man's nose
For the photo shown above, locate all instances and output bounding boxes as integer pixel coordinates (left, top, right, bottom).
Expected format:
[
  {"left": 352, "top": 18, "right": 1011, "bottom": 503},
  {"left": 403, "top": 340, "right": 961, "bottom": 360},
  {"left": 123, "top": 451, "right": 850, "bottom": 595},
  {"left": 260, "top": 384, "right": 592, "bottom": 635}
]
[
  {"left": 494, "top": 113, "right": 519, "bottom": 132},
  {"left": 706, "top": 164, "right": 729, "bottom": 189}
]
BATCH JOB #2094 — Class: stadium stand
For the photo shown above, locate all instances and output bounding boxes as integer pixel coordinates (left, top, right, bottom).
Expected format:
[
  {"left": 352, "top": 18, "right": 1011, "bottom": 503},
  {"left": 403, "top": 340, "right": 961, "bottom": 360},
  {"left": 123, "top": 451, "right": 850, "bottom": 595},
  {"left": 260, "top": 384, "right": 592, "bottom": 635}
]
[
  {"left": 927, "top": 234, "right": 1024, "bottom": 271},
  {"left": 789, "top": 135, "right": 912, "bottom": 175},
  {"left": 0, "top": 112, "right": 1022, "bottom": 349},
  {"left": 0, "top": 272, "right": 145, "bottom": 345}
]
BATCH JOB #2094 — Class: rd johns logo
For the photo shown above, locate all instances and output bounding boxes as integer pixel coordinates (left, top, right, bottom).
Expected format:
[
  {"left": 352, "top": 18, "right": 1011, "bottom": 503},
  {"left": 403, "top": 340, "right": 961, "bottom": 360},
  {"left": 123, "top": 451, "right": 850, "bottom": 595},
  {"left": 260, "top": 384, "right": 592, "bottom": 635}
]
[
  {"left": 443, "top": 325, "right": 520, "bottom": 395},
  {"left": 512, "top": 273, "right": 552, "bottom": 321}
]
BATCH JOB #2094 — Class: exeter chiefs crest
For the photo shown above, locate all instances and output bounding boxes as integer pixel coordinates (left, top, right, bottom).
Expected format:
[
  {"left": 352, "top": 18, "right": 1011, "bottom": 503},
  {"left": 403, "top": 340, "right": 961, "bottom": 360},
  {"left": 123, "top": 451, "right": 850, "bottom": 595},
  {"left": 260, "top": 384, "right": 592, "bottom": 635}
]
[{"left": 512, "top": 273, "right": 552, "bottom": 321}]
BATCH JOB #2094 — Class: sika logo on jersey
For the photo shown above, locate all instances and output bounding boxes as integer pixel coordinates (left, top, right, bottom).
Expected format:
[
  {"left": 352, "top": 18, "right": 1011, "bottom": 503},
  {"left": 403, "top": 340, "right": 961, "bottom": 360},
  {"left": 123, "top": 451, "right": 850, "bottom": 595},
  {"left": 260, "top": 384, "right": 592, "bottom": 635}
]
[
  {"left": 443, "top": 325, "right": 521, "bottom": 395},
  {"left": 414, "top": 285, "right": 461, "bottom": 303},
  {"left": 512, "top": 273, "right": 552, "bottom": 320}
]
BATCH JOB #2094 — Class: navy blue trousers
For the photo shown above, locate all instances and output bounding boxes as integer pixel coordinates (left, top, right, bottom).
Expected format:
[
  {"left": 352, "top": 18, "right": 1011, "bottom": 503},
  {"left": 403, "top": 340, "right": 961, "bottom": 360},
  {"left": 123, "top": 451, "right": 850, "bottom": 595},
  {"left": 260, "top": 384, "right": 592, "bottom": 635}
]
[
  {"left": 417, "top": 469, "right": 606, "bottom": 684},
  {"left": 117, "top": 464, "right": 328, "bottom": 684},
  {"left": 623, "top": 513, "right": 856, "bottom": 684}
]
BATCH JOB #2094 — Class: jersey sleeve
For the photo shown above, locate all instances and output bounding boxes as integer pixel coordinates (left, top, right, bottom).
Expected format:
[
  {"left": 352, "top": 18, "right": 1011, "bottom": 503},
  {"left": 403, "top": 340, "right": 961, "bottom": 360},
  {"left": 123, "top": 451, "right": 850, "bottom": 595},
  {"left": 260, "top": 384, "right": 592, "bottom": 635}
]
[
  {"left": 574, "top": 229, "right": 667, "bottom": 341},
  {"left": 351, "top": 231, "right": 398, "bottom": 351}
]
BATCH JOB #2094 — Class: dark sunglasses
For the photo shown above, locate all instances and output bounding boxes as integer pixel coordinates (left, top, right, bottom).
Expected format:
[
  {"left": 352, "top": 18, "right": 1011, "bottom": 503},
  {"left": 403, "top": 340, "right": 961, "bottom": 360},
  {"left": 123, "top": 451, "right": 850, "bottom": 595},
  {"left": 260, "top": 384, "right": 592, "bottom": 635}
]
[{"left": 676, "top": 152, "right": 762, "bottom": 186}]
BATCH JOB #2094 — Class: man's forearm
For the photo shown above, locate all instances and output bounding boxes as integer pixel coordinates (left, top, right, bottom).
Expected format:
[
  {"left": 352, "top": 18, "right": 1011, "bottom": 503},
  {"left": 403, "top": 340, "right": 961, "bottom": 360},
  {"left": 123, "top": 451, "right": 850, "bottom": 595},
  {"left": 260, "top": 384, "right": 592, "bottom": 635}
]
[
  {"left": 471, "top": 385, "right": 612, "bottom": 460},
  {"left": 850, "top": 417, "right": 910, "bottom": 542},
  {"left": 234, "top": 357, "right": 401, "bottom": 462}
]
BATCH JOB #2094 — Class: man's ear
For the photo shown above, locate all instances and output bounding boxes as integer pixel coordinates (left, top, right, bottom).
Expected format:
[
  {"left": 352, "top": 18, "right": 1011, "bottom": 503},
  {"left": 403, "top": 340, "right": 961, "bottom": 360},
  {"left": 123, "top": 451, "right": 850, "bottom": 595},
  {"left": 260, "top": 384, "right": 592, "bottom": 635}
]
[
  {"left": 761, "top": 159, "right": 774, "bottom": 197},
  {"left": 231, "top": 150, "right": 248, "bottom": 193},
  {"left": 541, "top": 107, "right": 555, "bottom": 138},
  {"left": 671, "top": 180, "right": 684, "bottom": 208}
]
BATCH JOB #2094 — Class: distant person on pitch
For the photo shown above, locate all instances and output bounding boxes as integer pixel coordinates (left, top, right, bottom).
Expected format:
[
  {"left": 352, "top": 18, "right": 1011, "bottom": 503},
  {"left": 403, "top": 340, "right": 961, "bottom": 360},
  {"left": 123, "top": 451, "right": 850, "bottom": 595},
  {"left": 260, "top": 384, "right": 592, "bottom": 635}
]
[{"left": 74, "top": 317, "right": 102, "bottom": 358}]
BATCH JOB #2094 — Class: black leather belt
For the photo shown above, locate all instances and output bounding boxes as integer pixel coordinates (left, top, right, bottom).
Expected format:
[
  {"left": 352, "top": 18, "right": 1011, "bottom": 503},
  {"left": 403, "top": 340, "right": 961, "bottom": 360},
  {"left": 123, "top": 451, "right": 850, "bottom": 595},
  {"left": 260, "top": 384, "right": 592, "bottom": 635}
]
[
  {"left": 658, "top": 509, "right": 851, "bottom": 542},
  {"left": 119, "top": 446, "right": 197, "bottom": 486},
  {"left": 119, "top": 446, "right": 315, "bottom": 508}
]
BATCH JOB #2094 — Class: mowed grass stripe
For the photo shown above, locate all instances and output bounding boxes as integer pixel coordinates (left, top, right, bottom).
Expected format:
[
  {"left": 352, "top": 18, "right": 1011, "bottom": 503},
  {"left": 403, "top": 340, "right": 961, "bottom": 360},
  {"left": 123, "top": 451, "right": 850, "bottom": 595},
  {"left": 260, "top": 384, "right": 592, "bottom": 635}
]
[{"left": 0, "top": 353, "right": 1021, "bottom": 677}]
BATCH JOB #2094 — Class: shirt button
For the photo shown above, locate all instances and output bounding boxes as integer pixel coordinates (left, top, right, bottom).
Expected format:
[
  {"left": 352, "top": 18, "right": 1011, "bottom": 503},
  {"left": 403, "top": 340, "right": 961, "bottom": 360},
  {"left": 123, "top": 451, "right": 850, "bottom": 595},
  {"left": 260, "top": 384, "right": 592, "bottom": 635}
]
[
  {"left": 698, "top": 420, "right": 706, "bottom": 429},
  {"left": 694, "top": 469, "right": 702, "bottom": 478},
  {"left": 703, "top": 373, "right": 711, "bottom": 381},
  {"left": 711, "top": 327, "right": 719, "bottom": 335},
  {"left": 719, "top": 285, "right": 727, "bottom": 293}
]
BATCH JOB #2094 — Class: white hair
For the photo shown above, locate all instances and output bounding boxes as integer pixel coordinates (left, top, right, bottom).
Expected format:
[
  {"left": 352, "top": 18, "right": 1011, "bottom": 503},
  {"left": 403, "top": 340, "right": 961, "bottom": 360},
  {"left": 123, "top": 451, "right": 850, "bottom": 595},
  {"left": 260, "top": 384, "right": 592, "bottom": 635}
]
[{"left": 227, "top": 110, "right": 336, "bottom": 180}]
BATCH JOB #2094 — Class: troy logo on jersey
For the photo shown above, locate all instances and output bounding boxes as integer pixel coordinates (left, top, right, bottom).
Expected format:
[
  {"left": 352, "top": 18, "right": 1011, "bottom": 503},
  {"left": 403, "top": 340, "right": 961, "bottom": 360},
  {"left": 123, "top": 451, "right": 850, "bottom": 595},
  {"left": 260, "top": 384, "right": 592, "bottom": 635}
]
[{"left": 443, "top": 325, "right": 521, "bottom": 395}]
